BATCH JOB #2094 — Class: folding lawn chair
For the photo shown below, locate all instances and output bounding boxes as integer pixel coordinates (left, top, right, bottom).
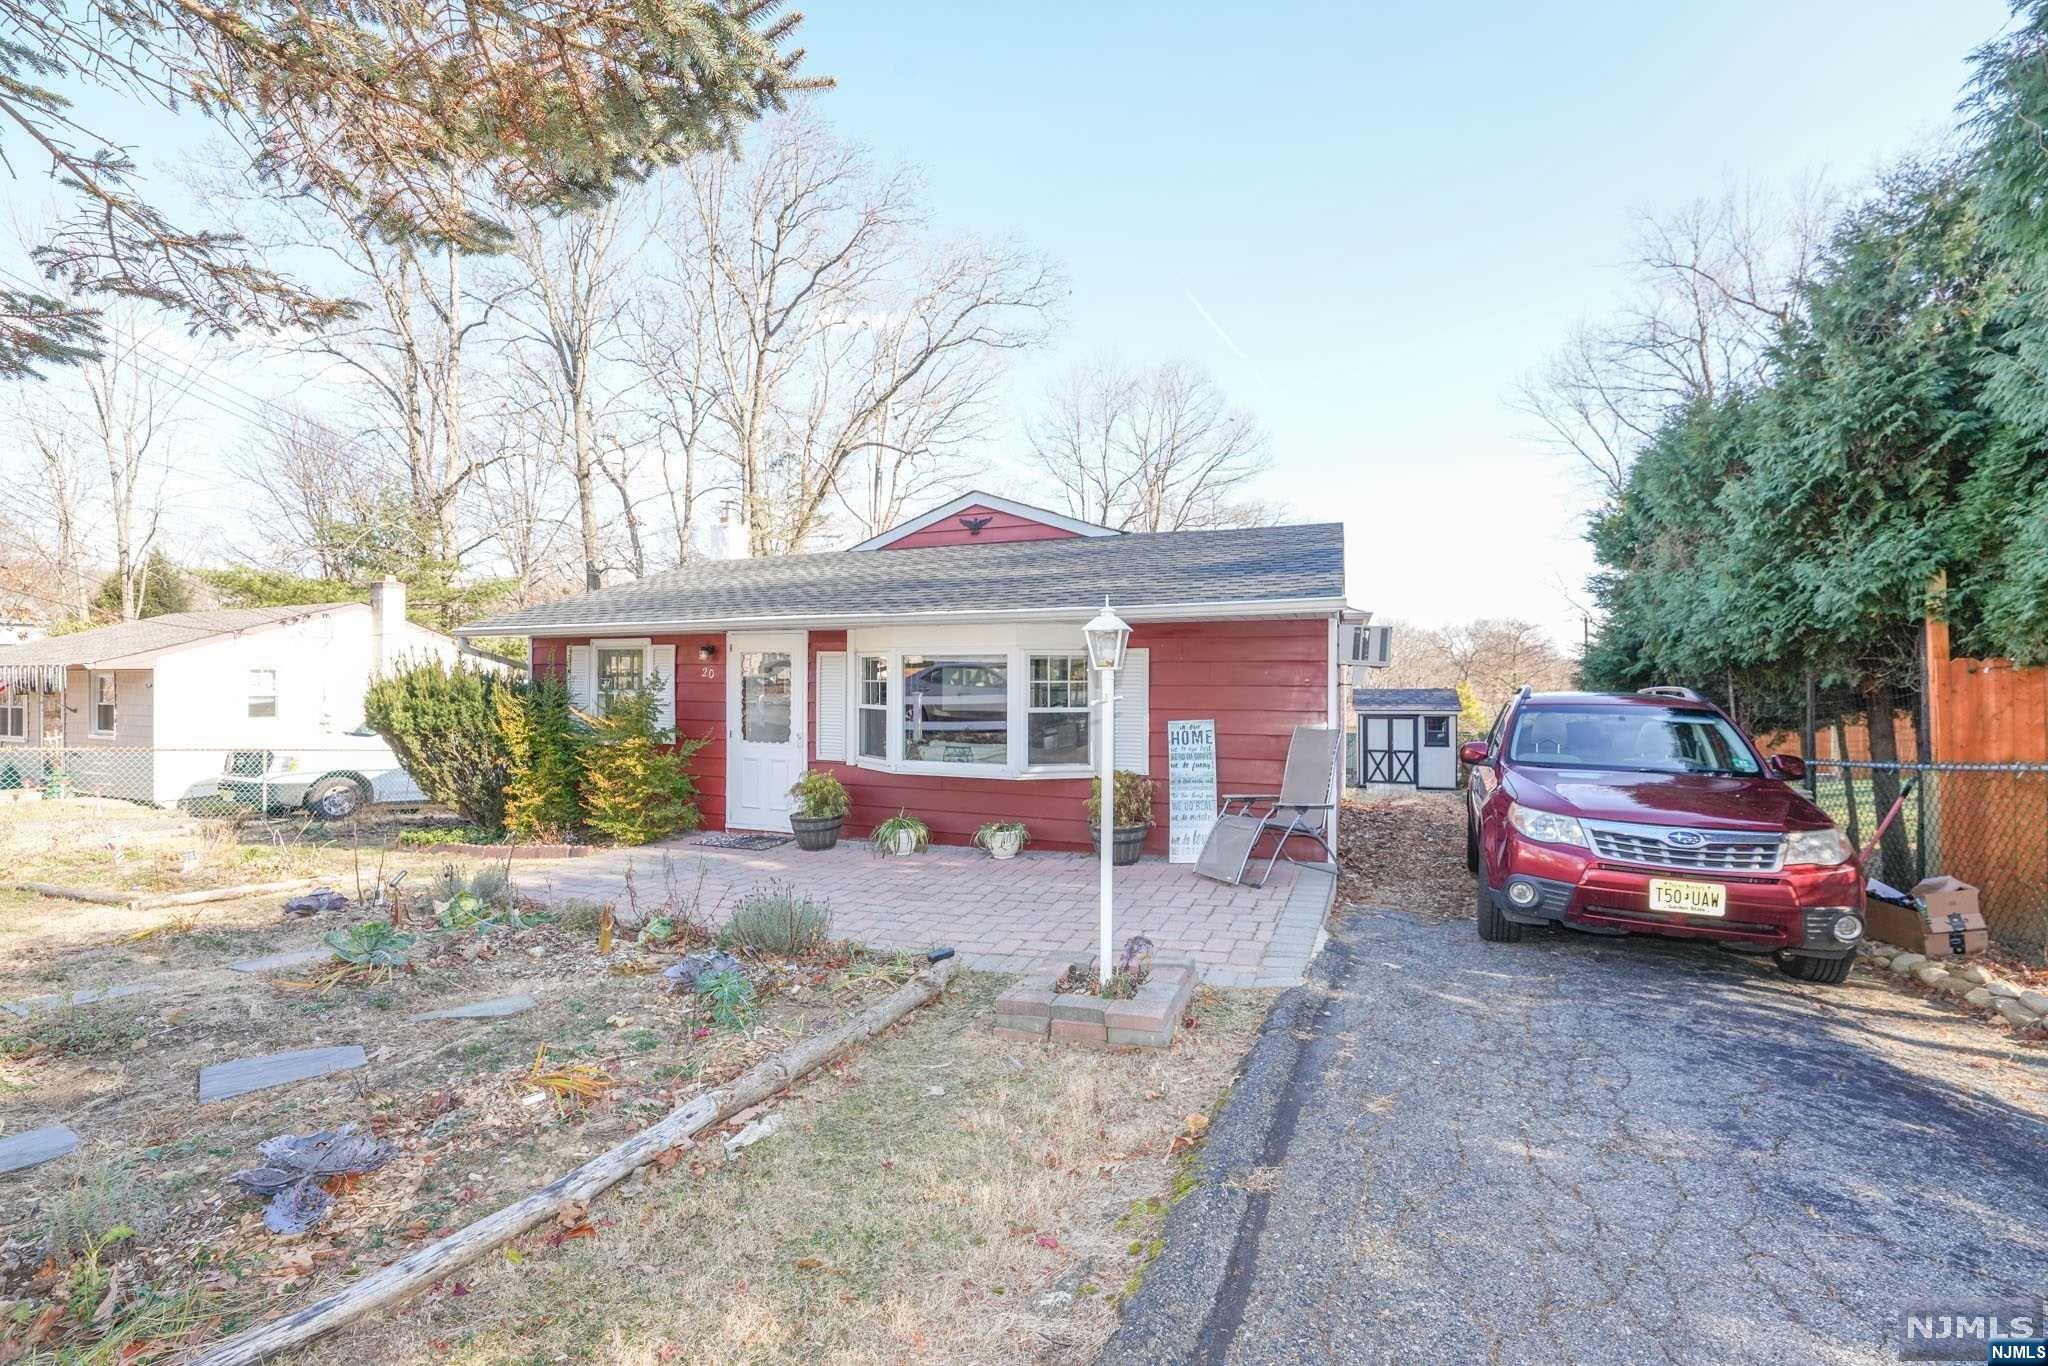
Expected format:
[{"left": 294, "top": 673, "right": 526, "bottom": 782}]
[{"left": 1193, "top": 724, "right": 1338, "bottom": 887}]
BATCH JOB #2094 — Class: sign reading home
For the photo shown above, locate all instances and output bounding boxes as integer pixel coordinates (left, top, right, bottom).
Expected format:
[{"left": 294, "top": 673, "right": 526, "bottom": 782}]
[{"left": 1167, "top": 720, "right": 1218, "bottom": 864}]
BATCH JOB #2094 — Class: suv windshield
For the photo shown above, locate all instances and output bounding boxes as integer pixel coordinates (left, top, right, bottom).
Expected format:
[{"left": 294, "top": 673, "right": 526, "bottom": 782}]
[{"left": 1509, "top": 705, "right": 1761, "bottom": 777}]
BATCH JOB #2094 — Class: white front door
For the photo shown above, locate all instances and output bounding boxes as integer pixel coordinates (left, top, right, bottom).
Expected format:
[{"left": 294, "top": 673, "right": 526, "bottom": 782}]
[{"left": 725, "top": 631, "right": 807, "bottom": 831}]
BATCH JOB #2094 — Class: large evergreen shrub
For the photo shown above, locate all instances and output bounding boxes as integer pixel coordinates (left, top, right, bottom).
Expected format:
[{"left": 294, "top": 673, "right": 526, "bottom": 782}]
[
  {"left": 363, "top": 659, "right": 511, "bottom": 830},
  {"left": 498, "top": 679, "right": 583, "bottom": 841}
]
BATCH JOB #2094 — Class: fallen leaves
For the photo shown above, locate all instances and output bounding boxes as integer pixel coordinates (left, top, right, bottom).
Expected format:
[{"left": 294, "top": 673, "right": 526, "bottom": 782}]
[
  {"left": 1169, "top": 1113, "right": 1211, "bottom": 1155},
  {"left": 523, "top": 1043, "right": 618, "bottom": 1107}
]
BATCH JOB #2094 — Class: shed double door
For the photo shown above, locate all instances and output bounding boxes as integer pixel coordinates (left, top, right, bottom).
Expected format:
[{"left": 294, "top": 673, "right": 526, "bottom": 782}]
[{"left": 1361, "top": 715, "right": 1418, "bottom": 785}]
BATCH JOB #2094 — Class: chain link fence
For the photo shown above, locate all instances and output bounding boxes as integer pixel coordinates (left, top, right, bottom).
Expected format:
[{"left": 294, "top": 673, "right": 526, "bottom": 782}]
[
  {"left": 1805, "top": 759, "right": 2048, "bottom": 957},
  {"left": 0, "top": 744, "right": 429, "bottom": 818}
]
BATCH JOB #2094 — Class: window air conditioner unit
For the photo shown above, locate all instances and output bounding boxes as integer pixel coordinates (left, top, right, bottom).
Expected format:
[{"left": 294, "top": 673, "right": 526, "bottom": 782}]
[{"left": 1344, "top": 623, "right": 1392, "bottom": 668}]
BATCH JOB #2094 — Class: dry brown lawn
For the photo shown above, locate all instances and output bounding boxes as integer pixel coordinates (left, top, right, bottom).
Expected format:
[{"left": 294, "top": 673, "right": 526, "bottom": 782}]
[{"left": 303, "top": 976, "right": 1267, "bottom": 1366}]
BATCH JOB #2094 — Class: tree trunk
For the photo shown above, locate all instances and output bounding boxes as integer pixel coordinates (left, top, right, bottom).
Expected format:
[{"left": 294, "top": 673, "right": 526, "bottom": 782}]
[
  {"left": 1834, "top": 717, "right": 1862, "bottom": 854},
  {"left": 1863, "top": 678, "right": 1910, "bottom": 887}
]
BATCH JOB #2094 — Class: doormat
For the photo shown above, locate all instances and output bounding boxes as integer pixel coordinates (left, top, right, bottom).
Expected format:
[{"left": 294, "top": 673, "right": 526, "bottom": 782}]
[{"left": 693, "top": 833, "right": 794, "bottom": 851}]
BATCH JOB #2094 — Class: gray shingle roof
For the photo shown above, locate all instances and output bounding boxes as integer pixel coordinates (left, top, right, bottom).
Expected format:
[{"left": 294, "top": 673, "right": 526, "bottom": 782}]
[
  {"left": 1354, "top": 687, "right": 1462, "bottom": 712},
  {"left": 0, "top": 604, "right": 360, "bottom": 668},
  {"left": 461, "top": 523, "right": 1346, "bottom": 635}
]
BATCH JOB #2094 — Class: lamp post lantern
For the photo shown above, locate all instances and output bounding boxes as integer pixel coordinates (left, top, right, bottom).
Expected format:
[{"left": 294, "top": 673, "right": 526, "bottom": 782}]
[{"left": 1084, "top": 598, "right": 1132, "bottom": 987}]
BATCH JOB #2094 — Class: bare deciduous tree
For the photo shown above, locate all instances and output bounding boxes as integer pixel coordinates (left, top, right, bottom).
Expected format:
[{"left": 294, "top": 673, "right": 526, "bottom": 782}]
[
  {"left": 1515, "top": 179, "right": 1835, "bottom": 498},
  {"left": 501, "top": 201, "right": 634, "bottom": 588},
  {"left": 234, "top": 406, "right": 388, "bottom": 580},
  {"left": 1022, "top": 358, "right": 1278, "bottom": 531},
  {"left": 1356, "top": 617, "right": 1576, "bottom": 715},
  {"left": 652, "top": 115, "right": 1060, "bottom": 555}
]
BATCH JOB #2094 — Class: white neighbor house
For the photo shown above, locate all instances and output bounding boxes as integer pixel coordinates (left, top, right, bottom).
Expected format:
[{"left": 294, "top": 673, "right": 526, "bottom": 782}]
[{"left": 0, "top": 578, "right": 463, "bottom": 805}]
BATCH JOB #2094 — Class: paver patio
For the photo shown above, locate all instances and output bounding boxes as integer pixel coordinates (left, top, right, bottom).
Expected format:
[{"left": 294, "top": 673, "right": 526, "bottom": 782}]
[{"left": 513, "top": 839, "right": 1334, "bottom": 988}]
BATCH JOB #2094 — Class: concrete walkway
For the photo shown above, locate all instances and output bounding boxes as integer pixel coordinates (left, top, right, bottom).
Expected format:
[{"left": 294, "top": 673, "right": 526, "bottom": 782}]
[{"left": 514, "top": 838, "right": 1335, "bottom": 987}]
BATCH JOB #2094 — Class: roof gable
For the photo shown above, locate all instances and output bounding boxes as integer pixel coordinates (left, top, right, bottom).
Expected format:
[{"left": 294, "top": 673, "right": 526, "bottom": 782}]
[{"left": 849, "top": 492, "right": 1119, "bottom": 551}]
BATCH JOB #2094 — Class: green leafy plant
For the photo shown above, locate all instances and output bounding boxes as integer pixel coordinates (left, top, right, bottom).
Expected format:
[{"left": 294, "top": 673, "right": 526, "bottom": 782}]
[
  {"left": 637, "top": 916, "right": 676, "bottom": 946},
  {"left": 787, "top": 769, "right": 851, "bottom": 819},
  {"left": 577, "top": 686, "right": 709, "bottom": 845},
  {"left": 1086, "top": 770, "right": 1154, "bottom": 828},
  {"left": 725, "top": 883, "right": 832, "bottom": 954},
  {"left": 973, "top": 820, "right": 1029, "bottom": 853},
  {"left": 871, "top": 810, "right": 929, "bottom": 855},
  {"left": 324, "top": 921, "right": 416, "bottom": 968},
  {"left": 697, "top": 969, "right": 758, "bottom": 1032},
  {"left": 364, "top": 659, "right": 512, "bottom": 830}
]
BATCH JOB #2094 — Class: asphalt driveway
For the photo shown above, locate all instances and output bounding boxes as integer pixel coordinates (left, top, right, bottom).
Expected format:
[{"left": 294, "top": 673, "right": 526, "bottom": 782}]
[{"left": 1105, "top": 909, "right": 2048, "bottom": 1364}]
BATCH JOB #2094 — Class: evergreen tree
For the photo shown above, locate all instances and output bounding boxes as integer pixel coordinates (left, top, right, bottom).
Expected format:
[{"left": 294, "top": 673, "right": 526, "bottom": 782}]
[
  {"left": 364, "top": 659, "right": 511, "bottom": 830},
  {"left": 93, "top": 549, "right": 191, "bottom": 620},
  {"left": 498, "top": 680, "right": 584, "bottom": 842}
]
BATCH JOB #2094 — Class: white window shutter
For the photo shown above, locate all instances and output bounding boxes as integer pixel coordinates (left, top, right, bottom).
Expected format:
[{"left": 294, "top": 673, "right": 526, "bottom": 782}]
[
  {"left": 814, "top": 651, "right": 847, "bottom": 761},
  {"left": 1097, "top": 647, "right": 1149, "bottom": 775},
  {"left": 567, "top": 645, "right": 596, "bottom": 713},
  {"left": 649, "top": 644, "right": 677, "bottom": 730}
]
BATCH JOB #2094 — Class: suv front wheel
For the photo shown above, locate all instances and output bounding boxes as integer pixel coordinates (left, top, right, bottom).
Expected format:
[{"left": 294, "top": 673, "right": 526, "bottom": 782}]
[
  {"left": 1475, "top": 874, "right": 1522, "bottom": 943},
  {"left": 1778, "top": 953, "right": 1853, "bottom": 986}
]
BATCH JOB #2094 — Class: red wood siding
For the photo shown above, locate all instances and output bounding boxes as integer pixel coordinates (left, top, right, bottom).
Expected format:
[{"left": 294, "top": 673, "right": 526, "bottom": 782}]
[
  {"left": 536, "top": 617, "right": 1334, "bottom": 857},
  {"left": 807, "top": 617, "right": 1333, "bottom": 855},
  {"left": 877, "top": 504, "right": 1087, "bottom": 549}
]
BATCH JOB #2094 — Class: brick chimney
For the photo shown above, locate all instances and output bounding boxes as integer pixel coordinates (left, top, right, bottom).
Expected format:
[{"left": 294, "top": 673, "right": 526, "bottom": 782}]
[{"left": 368, "top": 576, "right": 406, "bottom": 676}]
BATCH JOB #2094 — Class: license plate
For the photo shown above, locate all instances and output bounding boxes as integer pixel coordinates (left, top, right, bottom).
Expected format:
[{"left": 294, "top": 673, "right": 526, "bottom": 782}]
[{"left": 1647, "top": 878, "right": 1726, "bottom": 917}]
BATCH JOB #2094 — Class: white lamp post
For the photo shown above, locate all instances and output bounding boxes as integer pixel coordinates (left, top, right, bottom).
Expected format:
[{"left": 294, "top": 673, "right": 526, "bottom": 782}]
[{"left": 1083, "top": 597, "right": 1132, "bottom": 987}]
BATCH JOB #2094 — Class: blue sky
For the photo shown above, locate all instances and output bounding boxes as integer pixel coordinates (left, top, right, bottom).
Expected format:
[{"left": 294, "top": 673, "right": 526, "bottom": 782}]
[
  {"left": 5, "top": 1, "right": 2019, "bottom": 648},
  {"left": 794, "top": 0, "right": 2015, "bottom": 646}
]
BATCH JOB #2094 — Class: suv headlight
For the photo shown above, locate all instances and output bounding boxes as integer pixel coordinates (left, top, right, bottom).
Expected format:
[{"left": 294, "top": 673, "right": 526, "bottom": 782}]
[
  {"left": 1783, "top": 828, "right": 1853, "bottom": 867},
  {"left": 1508, "top": 802, "right": 1588, "bottom": 848}
]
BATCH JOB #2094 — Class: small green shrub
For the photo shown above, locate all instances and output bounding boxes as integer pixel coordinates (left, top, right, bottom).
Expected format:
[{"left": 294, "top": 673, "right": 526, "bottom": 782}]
[
  {"left": 725, "top": 883, "right": 832, "bottom": 955},
  {"left": 324, "top": 922, "right": 416, "bottom": 967},
  {"left": 698, "top": 969, "right": 757, "bottom": 1031},
  {"left": 1086, "top": 770, "right": 1154, "bottom": 828},
  {"left": 636, "top": 916, "right": 676, "bottom": 947},
  {"left": 429, "top": 861, "right": 513, "bottom": 908},
  {"left": 577, "top": 687, "right": 709, "bottom": 846},
  {"left": 788, "top": 770, "right": 851, "bottom": 819},
  {"left": 551, "top": 898, "right": 612, "bottom": 934},
  {"left": 2, "top": 1004, "right": 150, "bottom": 1060}
]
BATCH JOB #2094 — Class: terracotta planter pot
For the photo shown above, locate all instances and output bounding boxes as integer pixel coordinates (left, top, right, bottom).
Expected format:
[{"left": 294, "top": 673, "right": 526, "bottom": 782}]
[
  {"left": 790, "top": 813, "right": 843, "bottom": 851},
  {"left": 1090, "top": 824, "right": 1149, "bottom": 866}
]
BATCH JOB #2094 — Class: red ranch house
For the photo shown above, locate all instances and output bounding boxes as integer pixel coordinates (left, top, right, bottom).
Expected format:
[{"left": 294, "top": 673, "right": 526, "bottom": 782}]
[{"left": 461, "top": 493, "right": 1356, "bottom": 857}]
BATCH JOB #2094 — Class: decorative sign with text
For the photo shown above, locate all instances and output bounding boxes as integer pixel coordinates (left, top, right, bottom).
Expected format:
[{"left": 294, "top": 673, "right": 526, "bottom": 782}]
[{"left": 1166, "top": 719, "right": 1218, "bottom": 864}]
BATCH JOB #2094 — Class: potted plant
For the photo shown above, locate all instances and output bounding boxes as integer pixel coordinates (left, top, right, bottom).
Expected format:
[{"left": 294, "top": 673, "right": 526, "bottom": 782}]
[
  {"left": 787, "top": 770, "right": 851, "bottom": 851},
  {"left": 872, "top": 810, "right": 930, "bottom": 857},
  {"left": 974, "top": 820, "right": 1030, "bottom": 860},
  {"left": 1086, "top": 769, "right": 1153, "bottom": 867}
]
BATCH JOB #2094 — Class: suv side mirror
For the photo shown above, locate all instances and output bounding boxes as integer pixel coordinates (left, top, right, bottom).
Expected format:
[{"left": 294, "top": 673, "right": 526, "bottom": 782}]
[
  {"left": 1766, "top": 753, "right": 1806, "bottom": 781},
  {"left": 1459, "top": 740, "right": 1492, "bottom": 765}
]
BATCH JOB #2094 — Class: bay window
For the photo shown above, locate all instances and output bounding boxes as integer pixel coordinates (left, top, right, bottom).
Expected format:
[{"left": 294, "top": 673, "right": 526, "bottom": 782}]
[{"left": 840, "top": 626, "right": 1140, "bottom": 779}]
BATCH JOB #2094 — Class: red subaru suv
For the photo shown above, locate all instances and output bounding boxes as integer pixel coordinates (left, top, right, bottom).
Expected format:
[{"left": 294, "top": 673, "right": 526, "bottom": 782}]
[{"left": 1463, "top": 687, "right": 1865, "bottom": 984}]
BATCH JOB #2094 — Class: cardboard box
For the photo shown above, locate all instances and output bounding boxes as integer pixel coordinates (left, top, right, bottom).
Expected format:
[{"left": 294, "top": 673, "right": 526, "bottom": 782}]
[{"left": 1865, "top": 875, "right": 1989, "bottom": 958}]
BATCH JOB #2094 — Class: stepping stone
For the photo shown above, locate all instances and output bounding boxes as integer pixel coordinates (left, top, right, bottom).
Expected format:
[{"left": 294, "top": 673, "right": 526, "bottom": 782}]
[
  {"left": 408, "top": 994, "right": 538, "bottom": 1022},
  {"left": 198, "top": 1045, "right": 366, "bottom": 1103},
  {"left": 2, "top": 981, "right": 161, "bottom": 1018},
  {"left": 0, "top": 1124, "right": 79, "bottom": 1174},
  {"left": 228, "top": 949, "right": 331, "bottom": 974}
]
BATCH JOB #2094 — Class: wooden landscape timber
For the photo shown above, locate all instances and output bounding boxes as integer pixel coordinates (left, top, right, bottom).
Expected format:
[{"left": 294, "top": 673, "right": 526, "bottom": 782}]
[
  {"left": 5, "top": 877, "right": 324, "bottom": 910},
  {"left": 189, "top": 952, "right": 960, "bottom": 1366}
]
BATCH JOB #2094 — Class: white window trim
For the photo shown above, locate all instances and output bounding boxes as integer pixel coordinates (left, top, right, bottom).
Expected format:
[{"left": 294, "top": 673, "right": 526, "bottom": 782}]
[
  {"left": 0, "top": 690, "right": 26, "bottom": 743},
  {"left": 841, "top": 624, "right": 1113, "bottom": 781},
  {"left": 90, "top": 671, "right": 117, "bottom": 737},
  {"left": 855, "top": 653, "right": 888, "bottom": 761},
  {"left": 591, "top": 637, "right": 653, "bottom": 712}
]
